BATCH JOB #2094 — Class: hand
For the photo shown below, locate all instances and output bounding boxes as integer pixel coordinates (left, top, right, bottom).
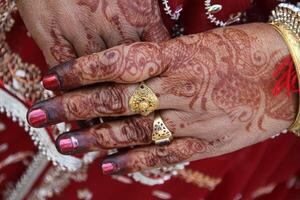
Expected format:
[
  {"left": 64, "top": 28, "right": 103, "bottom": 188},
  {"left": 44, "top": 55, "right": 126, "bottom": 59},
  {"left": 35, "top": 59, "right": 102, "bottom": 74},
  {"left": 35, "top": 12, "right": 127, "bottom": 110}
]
[
  {"left": 16, "top": 0, "right": 169, "bottom": 66},
  {"left": 27, "top": 23, "right": 296, "bottom": 174}
]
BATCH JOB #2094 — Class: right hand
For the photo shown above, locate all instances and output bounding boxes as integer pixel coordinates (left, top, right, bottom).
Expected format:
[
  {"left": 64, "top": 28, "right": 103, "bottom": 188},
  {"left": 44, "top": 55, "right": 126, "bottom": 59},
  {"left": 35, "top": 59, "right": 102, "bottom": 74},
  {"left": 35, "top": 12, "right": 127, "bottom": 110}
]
[
  {"left": 16, "top": 0, "right": 169, "bottom": 66},
  {"left": 27, "top": 23, "right": 295, "bottom": 174}
]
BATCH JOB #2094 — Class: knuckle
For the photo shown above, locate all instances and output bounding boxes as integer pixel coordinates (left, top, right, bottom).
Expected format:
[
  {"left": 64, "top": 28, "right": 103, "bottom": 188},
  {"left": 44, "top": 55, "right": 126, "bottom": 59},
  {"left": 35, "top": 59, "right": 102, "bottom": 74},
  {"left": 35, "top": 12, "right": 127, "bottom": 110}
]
[
  {"left": 90, "top": 124, "right": 116, "bottom": 149},
  {"left": 121, "top": 117, "right": 153, "bottom": 144},
  {"left": 146, "top": 138, "right": 207, "bottom": 167},
  {"left": 64, "top": 94, "right": 92, "bottom": 119},
  {"left": 91, "top": 85, "right": 127, "bottom": 115}
]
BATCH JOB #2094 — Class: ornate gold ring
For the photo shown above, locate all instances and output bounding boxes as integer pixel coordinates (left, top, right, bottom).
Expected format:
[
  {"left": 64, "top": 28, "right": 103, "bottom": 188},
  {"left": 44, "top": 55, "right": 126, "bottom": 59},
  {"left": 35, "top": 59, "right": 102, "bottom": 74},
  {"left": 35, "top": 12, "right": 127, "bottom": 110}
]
[
  {"left": 152, "top": 113, "right": 173, "bottom": 145},
  {"left": 129, "top": 82, "right": 159, "bottom": 116}
]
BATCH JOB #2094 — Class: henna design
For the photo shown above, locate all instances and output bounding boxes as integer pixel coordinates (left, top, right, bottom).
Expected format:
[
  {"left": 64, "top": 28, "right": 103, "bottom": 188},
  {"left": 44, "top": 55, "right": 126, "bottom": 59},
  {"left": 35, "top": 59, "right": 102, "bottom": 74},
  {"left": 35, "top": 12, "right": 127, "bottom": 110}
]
[
  {"left": 90, "top": 124, "right": 116, "bottom": 148},
  {"left": 117, "top": 0, "right": 156, "bottom": 27},
  {"left": 120, "top": 117, "right": 153, "bottom": 144},
  {"left": 142, "top": 23, "right": 169, "bottom": 42},
  {"left": 120, "top": 43, "right": 163, "bottom": 82},
  {"left": 75, "top": 48, "right": 123, "bottom": 83},
  {"left": 71, "top": 42, "right": 163, "bottom": 84},
  {"left": 64, "top": 85, "right": 127, "bottom": 120},
  {"left": 77, "top": 0, "right": 100, "bottom": 13},
  {"left": 127, "top": 138, "right": 205, "bottom": 172},
  {"left": 49, "top": 28, "right": 76, "bottom": 63},
  {"left": 265, "top": 90, "right": 295, "bottom": 121},
  {"left": 212, "top": 71, "right": 264, "bottom": 131},
  {"left": 85, "top": 32, "right": 103, "bottom": 55},
  {"left": 102, "top": 0, "right": 127, "bottom": 40},
  {"left": 211, "top": 28, "right": 293, "bottom": 131},
  {"left": 160, "top": 25, "right": 293, "bottom": 132},
  {"left": 90, "top": 85, "right": 127, "bottom": 115},
  {"left": 162, "top": 34, "right": 218, "bottom": 110}
]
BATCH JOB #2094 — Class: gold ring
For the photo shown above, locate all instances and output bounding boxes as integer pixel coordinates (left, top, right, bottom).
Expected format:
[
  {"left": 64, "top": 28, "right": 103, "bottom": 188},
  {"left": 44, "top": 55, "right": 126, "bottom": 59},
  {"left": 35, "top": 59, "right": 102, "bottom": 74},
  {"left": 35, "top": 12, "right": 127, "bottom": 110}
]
[
  {"left": 129, "top": 82, "right": 159, "bottom": 116},
  {"left": 152, "top": 113, "right": 173, "bottom": 145}
]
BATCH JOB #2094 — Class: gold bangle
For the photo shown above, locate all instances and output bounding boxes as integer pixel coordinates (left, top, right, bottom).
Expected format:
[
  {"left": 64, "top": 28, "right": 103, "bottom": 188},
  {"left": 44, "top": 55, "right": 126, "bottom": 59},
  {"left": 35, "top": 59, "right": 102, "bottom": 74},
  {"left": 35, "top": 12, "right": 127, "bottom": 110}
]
[{"left": 269, "top": 4, "right": 300, "bottom": 136}]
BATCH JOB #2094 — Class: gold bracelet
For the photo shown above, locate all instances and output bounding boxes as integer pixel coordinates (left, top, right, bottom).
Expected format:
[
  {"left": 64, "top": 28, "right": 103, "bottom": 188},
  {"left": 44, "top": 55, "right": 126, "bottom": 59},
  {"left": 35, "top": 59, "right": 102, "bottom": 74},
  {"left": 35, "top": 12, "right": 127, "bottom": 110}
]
[{"left": 269, "top": 3, "right": 300, "bottom": 136}]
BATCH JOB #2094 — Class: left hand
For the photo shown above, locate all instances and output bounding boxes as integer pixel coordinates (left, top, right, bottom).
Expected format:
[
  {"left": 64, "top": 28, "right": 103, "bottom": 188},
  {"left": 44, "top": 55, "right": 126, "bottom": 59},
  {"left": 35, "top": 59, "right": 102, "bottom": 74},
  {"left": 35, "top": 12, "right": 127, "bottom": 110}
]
[{"left": 27, "top": 23, "right": 296, "bottom": 174}]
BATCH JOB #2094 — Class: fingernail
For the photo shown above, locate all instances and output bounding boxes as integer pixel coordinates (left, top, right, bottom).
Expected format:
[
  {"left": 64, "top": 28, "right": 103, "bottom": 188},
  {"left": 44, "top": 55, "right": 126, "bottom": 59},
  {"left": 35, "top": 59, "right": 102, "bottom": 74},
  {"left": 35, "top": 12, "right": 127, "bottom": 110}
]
[
  {"left": 42, "top": 74, "right": 60, "bottom": 90},
  {"left": 28, "top": 109, "right": 47, "bottom": 127},
  {"left": 102, "top": 163, "right": 116, "bottom": 175},
  {"left": 58, "top": 137, "right": 79, "bottom": 154}
]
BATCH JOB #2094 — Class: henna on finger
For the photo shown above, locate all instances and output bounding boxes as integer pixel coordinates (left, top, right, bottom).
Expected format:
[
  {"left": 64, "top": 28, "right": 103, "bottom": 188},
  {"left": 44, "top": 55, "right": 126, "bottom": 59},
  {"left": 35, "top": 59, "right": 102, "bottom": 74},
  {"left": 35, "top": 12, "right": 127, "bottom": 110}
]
[
  {"left": 29, "top": 77, "right": 174, "bottom": 128},
  {"left": 101, "top": 138, "right": 207, "bottom": 175},
  {"left": 56, "top": 116, "right": 153, "bottom": 155},
  {"left": 42, "top": 42, "right": 166, "bottom": 91},
  {"left": 48, "top": 24, "right": 77, "bottom": 64},
  {"left": 27, "top": 84, "right": 130, "bottom": 127}
]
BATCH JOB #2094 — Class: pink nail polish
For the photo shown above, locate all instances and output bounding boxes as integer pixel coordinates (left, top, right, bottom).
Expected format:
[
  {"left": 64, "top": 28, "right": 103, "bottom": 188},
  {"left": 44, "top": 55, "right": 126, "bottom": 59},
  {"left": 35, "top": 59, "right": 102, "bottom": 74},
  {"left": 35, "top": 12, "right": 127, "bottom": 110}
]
[
  {"left": 102, "top": 163, "right": 116, "bottom": 174},
  {"left": 58, "top": 137, "right": 78, "bottom": 154},
  {"left": 42, "top": 74, "right": 60, "bottom": 90},
  {"left": 28, "top": 109, "right": 47, "bottom": 127}
]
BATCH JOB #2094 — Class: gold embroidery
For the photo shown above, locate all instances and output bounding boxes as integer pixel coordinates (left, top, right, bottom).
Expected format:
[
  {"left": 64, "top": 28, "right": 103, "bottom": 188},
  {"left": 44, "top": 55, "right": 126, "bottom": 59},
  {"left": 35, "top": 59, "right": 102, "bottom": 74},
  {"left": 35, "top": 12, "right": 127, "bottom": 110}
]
[
  {"left": 27, "top": 165, "right": 89, "bottom": 200},
  {"left": 0, "top": 0, "right": 46, "bottom": 103},
  {"left": 176, "top": 169, "right": 222, "bottom": 190}
]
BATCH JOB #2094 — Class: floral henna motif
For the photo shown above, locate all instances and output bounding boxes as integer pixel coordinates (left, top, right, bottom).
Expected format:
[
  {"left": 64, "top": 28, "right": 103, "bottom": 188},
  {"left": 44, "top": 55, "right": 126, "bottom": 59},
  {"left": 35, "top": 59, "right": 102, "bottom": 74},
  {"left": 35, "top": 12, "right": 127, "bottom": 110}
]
[
  {"left": 70, "top": 42, "right": 163, "bottom": 85},
  {"left": 75, "top": 48, "right": 123, "bottom": 83},
  {"left": 211, "top": 27, "right": 293, "bottom": 131},
  {"left": 160, "top": 25, "right": 293, "bottom": 132},
  {"left": 162, "top": 34, "right": 218, "bottom": 110},
  {"left": 120, "top": 43, "right": 163, "bottom": 82},
  {"left": 223, "top": 28, "right": 274, "bottom": 78}
]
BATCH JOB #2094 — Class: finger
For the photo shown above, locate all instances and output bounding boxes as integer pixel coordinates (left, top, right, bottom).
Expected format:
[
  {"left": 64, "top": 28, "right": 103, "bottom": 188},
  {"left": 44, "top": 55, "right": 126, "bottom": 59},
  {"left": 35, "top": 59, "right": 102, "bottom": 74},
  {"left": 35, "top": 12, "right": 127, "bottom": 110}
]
[
  {"left": 96, "top": 0, "right": 141, "bottom": 47},
  {"left": 41, "top": 42, "right": 168, "bottom": 91},
  {"left": 18, "top": 10, "right": 77, "bottom": 66},
  {"left": 69, "top": 30, "right": 107, "bottom": 57},
  {"left": 27, "top": 78, "right": 175, "bottom": 127},
  {"left": 45, "top": 28, "right": 78, "bottom": 66},
  {"left": 100, "top": 138, "right": 209, "bottom": 175},
  {"left": 141, "top": 22, "right": 170, "bottom": 42},
  {"left": 100, "top": 23, "right": 141, "bottom": 48},
  {"left": 55, "top": 115, "right": 154, "bottom": 155}
]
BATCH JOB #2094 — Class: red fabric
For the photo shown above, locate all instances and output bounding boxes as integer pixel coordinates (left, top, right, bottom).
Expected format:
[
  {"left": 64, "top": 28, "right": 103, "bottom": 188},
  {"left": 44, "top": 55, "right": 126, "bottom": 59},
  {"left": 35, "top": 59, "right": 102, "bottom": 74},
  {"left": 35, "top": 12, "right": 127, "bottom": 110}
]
[
  {"left": 272, "top": 55, "right": 298, "bottom": 97},
  {"left": 1, "top": 1, "right": 300, "bottom": 200}
]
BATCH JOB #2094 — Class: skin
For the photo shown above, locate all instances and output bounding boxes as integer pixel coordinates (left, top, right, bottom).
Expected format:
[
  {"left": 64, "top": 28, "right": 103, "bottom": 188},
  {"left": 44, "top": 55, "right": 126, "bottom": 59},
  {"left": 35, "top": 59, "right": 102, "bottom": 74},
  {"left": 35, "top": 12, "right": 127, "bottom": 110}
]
[
  {"left": 27, "top": 23, "right": 297, "bottom": 174},
  {"left": 16, "top": 0, "right": 169, "bottom": 66}
]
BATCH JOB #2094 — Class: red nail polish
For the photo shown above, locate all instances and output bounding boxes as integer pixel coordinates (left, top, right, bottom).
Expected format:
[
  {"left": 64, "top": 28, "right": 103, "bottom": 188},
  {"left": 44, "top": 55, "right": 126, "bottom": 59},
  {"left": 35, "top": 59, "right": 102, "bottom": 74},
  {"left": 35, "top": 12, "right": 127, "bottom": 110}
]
[
  {"left": 102, "top": 163, "right": 116, "bottom": 174},
  {"left": 42, "top": 74, "right": 60, "bottom": 90},
  {"left": 28, "top": 109, "right": 47, "bottom": 127},
  {"left": 59, "top": 137, "right": 78, "bottom": 153}
]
